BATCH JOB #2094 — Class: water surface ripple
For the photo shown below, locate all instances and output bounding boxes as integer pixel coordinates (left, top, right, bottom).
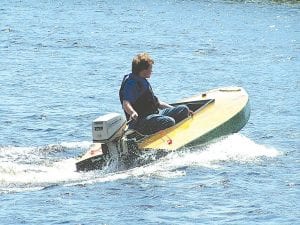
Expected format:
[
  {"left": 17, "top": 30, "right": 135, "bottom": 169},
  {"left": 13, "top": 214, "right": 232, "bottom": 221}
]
[{"left": 0, "top": 0, "right": 299, "bottom": 224}]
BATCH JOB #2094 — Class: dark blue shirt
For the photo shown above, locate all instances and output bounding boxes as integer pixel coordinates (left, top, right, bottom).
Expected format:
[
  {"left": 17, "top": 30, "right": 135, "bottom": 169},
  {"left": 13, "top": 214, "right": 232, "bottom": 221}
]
[
  {"left": 122, "top": 73, "right": 151, "bottom": 104},
  {"left": 119, "top": 73, "right": 159, "bottom": 121}
]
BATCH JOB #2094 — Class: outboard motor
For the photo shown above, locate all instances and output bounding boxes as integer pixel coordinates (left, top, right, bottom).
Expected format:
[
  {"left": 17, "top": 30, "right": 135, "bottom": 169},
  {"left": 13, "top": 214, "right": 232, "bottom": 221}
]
[
  {"left": 76, "top": 113, "right": 135, "bottom": 172},
  {"left": 92, "top": 113, "right": 130, "bottom": 158}
]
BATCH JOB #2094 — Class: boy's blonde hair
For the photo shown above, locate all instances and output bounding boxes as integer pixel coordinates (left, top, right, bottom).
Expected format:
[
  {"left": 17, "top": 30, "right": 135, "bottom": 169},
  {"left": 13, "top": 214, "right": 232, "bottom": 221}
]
[{"left": 132, "top": 53, "right": 154, "bottom": 75}]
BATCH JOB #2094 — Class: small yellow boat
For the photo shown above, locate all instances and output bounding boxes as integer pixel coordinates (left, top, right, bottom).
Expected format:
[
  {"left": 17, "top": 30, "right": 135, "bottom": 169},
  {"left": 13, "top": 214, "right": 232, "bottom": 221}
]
[{"left": 76, "top": 86, "right": 250, "bottom": 171}]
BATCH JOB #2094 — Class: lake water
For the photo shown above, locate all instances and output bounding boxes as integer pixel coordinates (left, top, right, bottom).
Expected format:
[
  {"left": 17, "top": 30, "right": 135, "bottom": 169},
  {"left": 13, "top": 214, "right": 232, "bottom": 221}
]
[{"left": 0, "top": 0, "right": 299, "bottom": 224}]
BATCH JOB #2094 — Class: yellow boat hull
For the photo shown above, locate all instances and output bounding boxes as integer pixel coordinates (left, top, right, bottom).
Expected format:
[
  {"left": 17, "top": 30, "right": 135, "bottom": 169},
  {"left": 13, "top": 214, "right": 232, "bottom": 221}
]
[{"left": 137, "top": 86, "right": 250, "bottom": 151}]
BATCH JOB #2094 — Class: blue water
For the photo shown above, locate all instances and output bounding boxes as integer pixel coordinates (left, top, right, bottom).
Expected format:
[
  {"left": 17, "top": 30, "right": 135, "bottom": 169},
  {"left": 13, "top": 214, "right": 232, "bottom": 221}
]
[{"left": 1, "top": 0, "right": 299, "bottom": 224}]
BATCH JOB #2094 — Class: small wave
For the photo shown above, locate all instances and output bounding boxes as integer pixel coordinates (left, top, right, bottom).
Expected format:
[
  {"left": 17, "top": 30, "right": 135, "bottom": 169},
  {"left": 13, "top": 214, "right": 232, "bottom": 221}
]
[
  {"left": 36, "top": 141, "right": 91, "bottom": 154},
  {"left": 71, "top": 134, "right": 281, "bottom": 186},
  {"left": 188, "top": 133, "right": 280, "bottom": 166},
  {"left": 0, "top": 158, "right": 85, "bottom": 193},
  {"left": 60, "top": 141, "right": 91, "bottom": 149},
  {"left": 0, "top": 141, "right": 91, "bottom": 155},
  {"left": 0, "top": 141, "right": 92, "bottom": 193},
  {"left": 0, "top": 136, "right": 281, "bottom": 193},
  {"left": 125, "top": 133, "right": 281, "bottom": 177}
]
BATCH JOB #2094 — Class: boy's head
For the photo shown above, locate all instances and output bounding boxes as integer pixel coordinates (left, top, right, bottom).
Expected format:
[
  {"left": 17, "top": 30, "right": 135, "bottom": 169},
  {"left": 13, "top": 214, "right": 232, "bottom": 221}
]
[{"left": 132, "top": 53, "right": 154, "bottom": 78}]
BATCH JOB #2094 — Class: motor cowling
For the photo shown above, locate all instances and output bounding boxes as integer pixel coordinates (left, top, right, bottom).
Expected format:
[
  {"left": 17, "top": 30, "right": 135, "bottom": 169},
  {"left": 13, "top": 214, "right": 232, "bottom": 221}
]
[{"left": 92, "top": 113, "right": 126, "bottom": 143}]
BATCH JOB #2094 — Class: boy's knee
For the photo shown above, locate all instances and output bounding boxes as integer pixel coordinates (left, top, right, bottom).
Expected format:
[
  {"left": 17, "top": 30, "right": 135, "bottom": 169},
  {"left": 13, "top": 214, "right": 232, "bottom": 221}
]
[
  {"left": 176, "top": 105, "right": 189, "bottom": 118},
  {"left": 162, "top": 117, "right": 175, "bottom": 129},
  {"left": 178, "top": 105, "right": 189, "bottom": 116}
]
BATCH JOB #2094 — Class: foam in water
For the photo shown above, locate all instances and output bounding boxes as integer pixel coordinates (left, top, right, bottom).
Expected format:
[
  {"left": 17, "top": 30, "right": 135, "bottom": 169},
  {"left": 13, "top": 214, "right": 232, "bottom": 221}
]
[
  {"left": 0, "top": 135, "right": 281, "bottom": 193},
  {"left": 0, "top": 141, "right": 92, "bottom": 193},
  {"left": 71, "top": 134, "right": 281, "bottom": 186},
  {"left": 118, "top": 134, "right": 280, "bottom": 179}
]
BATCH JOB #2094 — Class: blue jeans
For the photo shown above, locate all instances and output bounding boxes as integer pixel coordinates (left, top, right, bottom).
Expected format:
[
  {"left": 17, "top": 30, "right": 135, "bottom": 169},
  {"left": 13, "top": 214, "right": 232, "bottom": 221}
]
[{"left": 131, "top": 105, "right": 189, "bottom": 135}]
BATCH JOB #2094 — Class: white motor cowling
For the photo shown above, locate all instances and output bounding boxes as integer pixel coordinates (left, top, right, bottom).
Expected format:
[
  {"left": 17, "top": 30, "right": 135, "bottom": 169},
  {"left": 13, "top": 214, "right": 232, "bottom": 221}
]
[{"left": 92, "top": 113, "right": 126, "bottom": 143}]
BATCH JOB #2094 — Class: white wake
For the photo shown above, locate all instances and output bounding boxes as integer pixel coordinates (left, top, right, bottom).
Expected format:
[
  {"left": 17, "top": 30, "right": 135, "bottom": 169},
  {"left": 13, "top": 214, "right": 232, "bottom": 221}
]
[{"left": 0, "top": 134, "right": 281, "bottom": 193}]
